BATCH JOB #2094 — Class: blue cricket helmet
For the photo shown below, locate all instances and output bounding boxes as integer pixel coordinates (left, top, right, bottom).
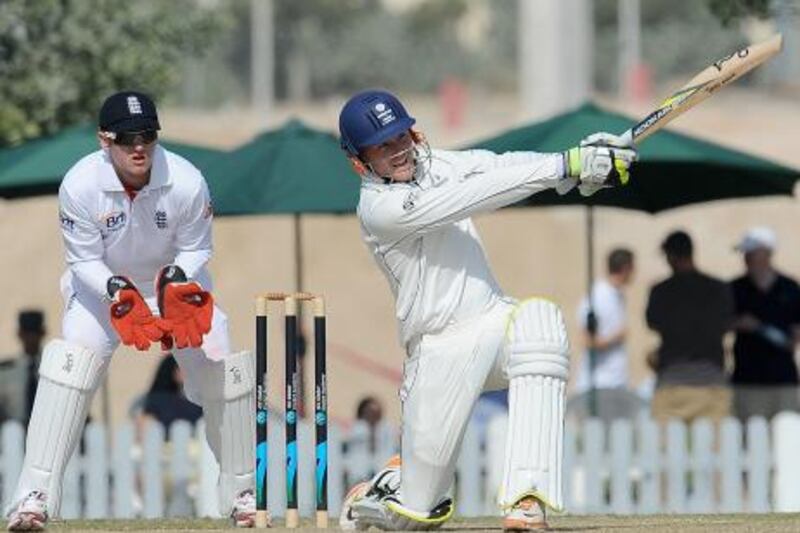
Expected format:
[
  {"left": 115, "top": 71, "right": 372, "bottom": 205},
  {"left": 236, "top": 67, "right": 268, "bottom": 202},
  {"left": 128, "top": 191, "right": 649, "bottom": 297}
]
[{"left": 339, "top": 89, "right": 416, "bottom": 156}]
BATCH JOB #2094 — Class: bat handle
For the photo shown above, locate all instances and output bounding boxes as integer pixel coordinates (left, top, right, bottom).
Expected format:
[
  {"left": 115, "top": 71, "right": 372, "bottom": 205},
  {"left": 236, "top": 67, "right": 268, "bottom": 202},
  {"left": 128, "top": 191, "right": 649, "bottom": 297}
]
[{"left": 619, "top": 128, "right": 634, "bottom": 146}]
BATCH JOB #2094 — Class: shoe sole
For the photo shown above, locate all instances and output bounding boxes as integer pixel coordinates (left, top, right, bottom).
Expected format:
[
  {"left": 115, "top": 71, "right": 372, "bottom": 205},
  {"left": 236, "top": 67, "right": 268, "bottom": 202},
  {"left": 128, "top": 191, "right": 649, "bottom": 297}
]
[
  {"left": 503, "top": 518, "right": 549, "bottom": 531},
  {"left": 7, "top": 513, "right": 46, "bottom": 532}
]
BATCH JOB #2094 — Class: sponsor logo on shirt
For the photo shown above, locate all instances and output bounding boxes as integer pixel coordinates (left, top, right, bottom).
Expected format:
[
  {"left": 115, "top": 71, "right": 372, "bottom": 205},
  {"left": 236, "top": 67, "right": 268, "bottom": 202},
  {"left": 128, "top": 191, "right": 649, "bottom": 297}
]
[
  {"left": 59, "top": 210, "right": 75, "bottom": 232},
  {"left": 155, "top": 210, "right": 168, "bottom": 229},
  {"left": 101, "top": 211, "right": 127, "bottom": 232}
]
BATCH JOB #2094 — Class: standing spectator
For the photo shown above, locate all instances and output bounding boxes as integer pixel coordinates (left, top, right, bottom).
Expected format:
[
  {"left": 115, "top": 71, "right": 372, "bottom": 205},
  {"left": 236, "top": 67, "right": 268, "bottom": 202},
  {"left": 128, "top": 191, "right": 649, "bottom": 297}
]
[
  {"left": 575, "top": 248, "right": 635, "bottom": 394},
  {"left": 0, "top": 310, "right": 47, "bottom": 426},
  {"left": 730, "top": 227, "right": 800, "bottom": 420},
  {"left": 646, "top": 230, "right": 734, "bottom": 423}
]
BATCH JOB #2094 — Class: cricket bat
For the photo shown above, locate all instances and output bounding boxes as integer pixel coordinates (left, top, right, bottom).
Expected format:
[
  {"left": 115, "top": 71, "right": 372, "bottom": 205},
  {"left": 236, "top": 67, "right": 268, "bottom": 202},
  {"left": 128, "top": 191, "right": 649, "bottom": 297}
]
[{"left": 620, "top": 33, "right": 783, "bottom": 145}]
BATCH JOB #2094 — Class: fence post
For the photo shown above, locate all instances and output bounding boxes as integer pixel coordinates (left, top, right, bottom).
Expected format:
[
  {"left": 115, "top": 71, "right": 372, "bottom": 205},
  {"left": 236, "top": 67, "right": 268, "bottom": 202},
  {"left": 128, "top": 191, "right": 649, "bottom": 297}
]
[
  {"left": 84, "top": 422, "right": 108, "bottom": 518},
  {"left": 637, "top": 416, "right": 660, "bottom": 514},
  {"left": 688, "top": 419, "right": 714, "bottom": 513},
  {"left": 719, "top": 417, "right": 743, "bottom": 513},
  {"left": 141, "top": 423, "right": 165, "bottom": 518},
  {"left": 609, "top": 419, "right": 633, "bottom": 514},
  {"left": 583, "top": 419, "right": 605, "bottom": 513},
  {"left": 112, "top": 423, "right": 135, "bottom": 518},
  {"left": 169, "top": 421, "right": 194, "bottom": 517},
  {"left": 772, "top": 412, "right": 800, "bottom": 511},
  {"left": 746, "top": 416, "right": 770, "bottom": 512},
  {"left": 1, "top": 421, "right": 24, "bottom": 506},
  {"left": 665, "top": 419, "right": 687, "bottom": 513}
]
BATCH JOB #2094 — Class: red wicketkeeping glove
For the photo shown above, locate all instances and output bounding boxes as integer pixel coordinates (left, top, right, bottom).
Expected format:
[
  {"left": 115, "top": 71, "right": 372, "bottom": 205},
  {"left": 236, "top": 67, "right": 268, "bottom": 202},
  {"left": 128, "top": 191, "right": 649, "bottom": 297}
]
[
  {"left": 107, "top": 276, "right": 171, "bottom": 351},
  {"left": 156, "top": 265, "right": 214, "bottom": 349}
]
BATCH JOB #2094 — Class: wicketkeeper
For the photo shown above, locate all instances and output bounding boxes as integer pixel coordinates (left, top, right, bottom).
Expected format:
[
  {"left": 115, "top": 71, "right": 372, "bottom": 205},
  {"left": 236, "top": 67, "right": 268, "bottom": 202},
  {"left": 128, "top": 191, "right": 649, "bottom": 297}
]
[
  {"left": 337, "top": 89, "right": 637, "bottom": 531},
  {"left": 6, "top": 92, "right": 257, "bottom": 530}
]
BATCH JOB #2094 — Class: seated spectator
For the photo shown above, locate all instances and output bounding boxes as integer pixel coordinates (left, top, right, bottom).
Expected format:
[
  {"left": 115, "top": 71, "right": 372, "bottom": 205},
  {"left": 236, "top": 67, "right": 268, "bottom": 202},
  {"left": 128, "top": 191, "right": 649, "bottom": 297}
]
[
  {"left": 0, "top": 310, "right": 46, "bottom": 426},
  {"left": 730, "top": 227, "right": 800, "bottom": 420},
  {"left": 646, "top": 231, "right": 734, "bottom": 424},
  {"left": 136, "top": 355, "right": 202, "bottom": 434}
]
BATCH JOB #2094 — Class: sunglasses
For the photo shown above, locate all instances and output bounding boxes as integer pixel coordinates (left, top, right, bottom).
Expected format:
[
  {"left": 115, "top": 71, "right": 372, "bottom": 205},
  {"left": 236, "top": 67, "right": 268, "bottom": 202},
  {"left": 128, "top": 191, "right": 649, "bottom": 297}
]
[{"left": 107, "top": 130, "right": 158, "bottom": 146}]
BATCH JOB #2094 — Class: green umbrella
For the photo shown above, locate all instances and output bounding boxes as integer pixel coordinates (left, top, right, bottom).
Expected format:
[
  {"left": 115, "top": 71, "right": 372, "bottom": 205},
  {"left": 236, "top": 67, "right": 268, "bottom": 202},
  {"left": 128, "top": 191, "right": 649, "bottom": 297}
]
[
  {"left": 0, "top": 123, "right": 223, "bottom": 198},
  {"left": 469, "top": 102, "right": 800, "bottom": 416},
  {"left": 470, "top": 102, "right": 799, "bottom": 213},
  {"left": 204, "top": 119, "right": 358, "bottom": 216}
]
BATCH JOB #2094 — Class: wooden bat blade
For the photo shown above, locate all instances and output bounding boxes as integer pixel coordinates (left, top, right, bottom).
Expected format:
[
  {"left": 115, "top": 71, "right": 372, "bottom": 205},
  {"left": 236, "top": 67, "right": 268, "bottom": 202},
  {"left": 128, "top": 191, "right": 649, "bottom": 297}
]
[{"left": 621, "top": 33, "right": 783, "bottom": 145}]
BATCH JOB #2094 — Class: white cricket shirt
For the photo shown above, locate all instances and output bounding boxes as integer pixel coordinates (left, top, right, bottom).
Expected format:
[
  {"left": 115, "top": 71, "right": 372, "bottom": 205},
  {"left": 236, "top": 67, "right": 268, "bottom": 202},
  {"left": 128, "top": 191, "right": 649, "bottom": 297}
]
[
  {"left": 575, "top": 279, "right": 629, "bottom": 391},
  {"left": 58, "top": 145, "right": 213, "bottom": 300},
  {"left": 358, "top": 148, "right": 564, "bottom": 349}
]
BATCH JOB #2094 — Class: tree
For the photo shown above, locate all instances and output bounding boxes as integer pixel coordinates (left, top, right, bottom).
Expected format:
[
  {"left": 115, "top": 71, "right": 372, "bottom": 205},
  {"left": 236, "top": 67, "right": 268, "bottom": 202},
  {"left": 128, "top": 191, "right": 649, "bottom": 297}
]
[{"left": 0, "top": 0, "right": 226, "bottom": 146}]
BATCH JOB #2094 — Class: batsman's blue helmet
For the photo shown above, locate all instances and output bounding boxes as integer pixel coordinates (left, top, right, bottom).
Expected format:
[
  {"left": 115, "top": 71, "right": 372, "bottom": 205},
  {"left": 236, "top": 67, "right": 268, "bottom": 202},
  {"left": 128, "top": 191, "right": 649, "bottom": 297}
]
[{"left": 339, "top": 89, "right": 416, "bottom": 156}]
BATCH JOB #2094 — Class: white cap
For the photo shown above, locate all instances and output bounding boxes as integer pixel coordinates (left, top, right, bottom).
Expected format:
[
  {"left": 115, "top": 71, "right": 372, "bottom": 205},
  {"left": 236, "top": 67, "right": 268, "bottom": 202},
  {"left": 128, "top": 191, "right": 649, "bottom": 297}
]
[{"left": 735, "top": 226, "right": 777, "bottom": 253}]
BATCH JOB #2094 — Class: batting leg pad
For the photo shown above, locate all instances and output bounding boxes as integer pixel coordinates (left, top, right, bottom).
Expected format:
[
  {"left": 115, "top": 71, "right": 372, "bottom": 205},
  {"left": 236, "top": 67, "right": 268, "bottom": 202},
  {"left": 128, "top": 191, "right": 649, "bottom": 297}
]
[
  {"left": 500, "top": 299, "right": 569, "bottom": 511},
  {"left": 10, "top": 339, "right": 109, "bottom": 518},
  {"left": 197, "top": 350, "right": 256, "bottom": 514},
  {"left": 504, "top": 298, "right": 569, "bottom": 381}
]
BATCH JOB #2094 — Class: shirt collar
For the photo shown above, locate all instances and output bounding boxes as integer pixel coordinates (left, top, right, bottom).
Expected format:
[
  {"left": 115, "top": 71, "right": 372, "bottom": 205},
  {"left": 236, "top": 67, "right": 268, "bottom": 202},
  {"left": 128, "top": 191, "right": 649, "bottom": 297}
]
[{"left": 98, "top": 145, "right": 172, "bottom": 193}]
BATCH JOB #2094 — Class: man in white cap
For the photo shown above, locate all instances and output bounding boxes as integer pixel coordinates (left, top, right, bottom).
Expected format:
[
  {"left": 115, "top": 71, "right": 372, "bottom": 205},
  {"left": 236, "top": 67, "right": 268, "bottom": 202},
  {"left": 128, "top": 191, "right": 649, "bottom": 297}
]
[{"left": 730, "top": 226, "right": 800, "bottom": 420}]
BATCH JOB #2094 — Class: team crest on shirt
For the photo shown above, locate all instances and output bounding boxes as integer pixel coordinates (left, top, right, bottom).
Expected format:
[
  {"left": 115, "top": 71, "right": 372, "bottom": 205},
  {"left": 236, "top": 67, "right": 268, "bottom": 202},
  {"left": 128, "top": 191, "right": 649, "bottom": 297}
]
[
  {"left": 101, "top": 211, "right": 127, "bottom": 232},
  {"left": 155, "top": 210, "right": 168, "bottom": 229},
  {"left": 402, "top": 190, "right": 418, "bottom": 211}
]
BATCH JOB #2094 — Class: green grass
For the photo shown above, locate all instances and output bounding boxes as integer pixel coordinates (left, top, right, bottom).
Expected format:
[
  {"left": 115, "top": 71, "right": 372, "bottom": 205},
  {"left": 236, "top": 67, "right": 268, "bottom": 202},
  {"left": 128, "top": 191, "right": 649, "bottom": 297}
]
[{"left": 45, "top": 513, "right": 800, "bottom": 532}]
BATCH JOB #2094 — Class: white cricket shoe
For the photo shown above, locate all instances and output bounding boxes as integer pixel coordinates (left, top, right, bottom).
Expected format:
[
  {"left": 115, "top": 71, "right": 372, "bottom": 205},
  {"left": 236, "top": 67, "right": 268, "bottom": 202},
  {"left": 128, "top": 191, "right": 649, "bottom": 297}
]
[
  {"left": 502, "top": 495, "right": 548, "bottom": 531},
  {"left": 230, "top": 489, "right": 258, "bottom": 528},
  {"left": 7, "top": 490, "right": 48, "bottom": 532}
]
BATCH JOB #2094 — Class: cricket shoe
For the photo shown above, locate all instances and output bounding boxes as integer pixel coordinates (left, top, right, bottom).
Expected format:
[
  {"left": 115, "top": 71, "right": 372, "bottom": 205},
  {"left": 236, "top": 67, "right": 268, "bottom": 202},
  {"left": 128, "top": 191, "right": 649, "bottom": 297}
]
[
  {"left": 230, "top": 489, "right": 258, "bottom": 528},
  {"left": 340, "top": 455, "right": 401, "bottom": 529},
  {"left": 7, "top": 490, "right": 48, "bottom": 532},
  {"left": 502, "top": 495, "right": 548, "bottom": 531}
]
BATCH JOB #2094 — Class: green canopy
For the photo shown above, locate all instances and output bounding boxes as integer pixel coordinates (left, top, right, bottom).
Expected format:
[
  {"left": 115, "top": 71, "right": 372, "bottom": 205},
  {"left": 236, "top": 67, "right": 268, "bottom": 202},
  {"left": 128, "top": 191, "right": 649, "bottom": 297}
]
[
  {"left": 0, "top": 124, "right": 223, "bottom": 198},
  {"left": 203, "top": 119, "right": 358, "bottom": 215},
  {"left": 469, "top": 103, "right": 800, "bottom": 213}
]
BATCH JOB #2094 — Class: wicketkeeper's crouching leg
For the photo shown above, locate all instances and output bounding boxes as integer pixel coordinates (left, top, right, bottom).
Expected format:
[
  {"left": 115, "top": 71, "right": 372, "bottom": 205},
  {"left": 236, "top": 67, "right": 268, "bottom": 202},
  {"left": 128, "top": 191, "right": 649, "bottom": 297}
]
[
  {"left": 6, "top": 339, "right": 110, "bottom": 530},
  {"left": 175, "top": 348, "right": 258, "bottom": 528},
  {"left": 500, "top": 298, "right": 569, "bottom": 530}
]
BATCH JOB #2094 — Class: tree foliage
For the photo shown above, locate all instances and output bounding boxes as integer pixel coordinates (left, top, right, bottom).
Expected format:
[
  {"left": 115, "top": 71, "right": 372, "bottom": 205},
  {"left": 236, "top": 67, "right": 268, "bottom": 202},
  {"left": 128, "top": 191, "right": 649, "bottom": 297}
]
[
  {"left": 707, "top": 0, "right": 773, "bottom": 25},
  {"left": 0, "top": 0, "right": 225, "bottom": 146}
]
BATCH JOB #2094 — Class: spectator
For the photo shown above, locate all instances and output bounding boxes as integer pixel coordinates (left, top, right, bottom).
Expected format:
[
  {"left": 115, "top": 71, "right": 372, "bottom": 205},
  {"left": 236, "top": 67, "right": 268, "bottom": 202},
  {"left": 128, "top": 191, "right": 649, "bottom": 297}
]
[
  {"left": 646, "top": 230, "right": 734, "bottom": 423},
  {"left": 136, "top": 355, "right": 202, "bottom": 434},
  {"left": 0, "top": 310, "right": 46, "bottom": 426},
  {"left": 575, "top": 248, "right": 635, "bottom": 394},
  {"left": 730, "top": 227, "right": 800, "bottom": 420},
  {"left": 356, "top": 395, "right": 385, "bottom": 453}
]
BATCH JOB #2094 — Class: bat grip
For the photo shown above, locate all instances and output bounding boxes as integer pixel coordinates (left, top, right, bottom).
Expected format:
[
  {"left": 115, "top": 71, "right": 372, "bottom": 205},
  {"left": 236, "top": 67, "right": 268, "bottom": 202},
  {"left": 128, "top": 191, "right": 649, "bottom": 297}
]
[{"left": 619, "top": 129, "right": 634, "bottom": 146}]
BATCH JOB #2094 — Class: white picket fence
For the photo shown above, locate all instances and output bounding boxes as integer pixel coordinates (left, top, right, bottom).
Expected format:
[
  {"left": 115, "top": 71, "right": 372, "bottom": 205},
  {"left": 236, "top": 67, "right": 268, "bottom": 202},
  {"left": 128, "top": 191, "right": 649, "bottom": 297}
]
[{"left": 3, "top": 412, "right": 800, "bottom": 518}]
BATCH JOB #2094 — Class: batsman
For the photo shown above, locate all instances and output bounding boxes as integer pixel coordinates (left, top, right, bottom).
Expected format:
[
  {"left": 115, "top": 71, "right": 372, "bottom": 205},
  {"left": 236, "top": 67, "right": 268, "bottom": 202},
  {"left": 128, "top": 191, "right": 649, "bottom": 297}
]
[
  {"left": 337, "top": 89, "right": 637, "bottom": 531},
  {"left": 6, "top": 92, "right": 257, "bottom": 530}
]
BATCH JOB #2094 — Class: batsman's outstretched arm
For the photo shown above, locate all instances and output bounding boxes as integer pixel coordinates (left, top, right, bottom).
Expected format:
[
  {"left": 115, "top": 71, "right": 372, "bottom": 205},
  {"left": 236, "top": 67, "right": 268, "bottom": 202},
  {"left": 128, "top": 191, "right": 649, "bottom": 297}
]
[{"left": 361, "top": 151, "right": 564, "bottom": 241}]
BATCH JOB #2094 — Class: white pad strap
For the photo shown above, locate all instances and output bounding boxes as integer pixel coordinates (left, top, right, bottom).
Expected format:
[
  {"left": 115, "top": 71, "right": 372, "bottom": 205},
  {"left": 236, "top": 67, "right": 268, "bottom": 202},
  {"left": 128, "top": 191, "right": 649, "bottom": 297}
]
[
  {"left": 198, "top": 350, "right": 255, "bottom": 514},
  {"left": 501, "top": 299, "right": 568, "bottom": 510},
  {"left": 10, "top": 340, "right": 108, "bottom": 517}
]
